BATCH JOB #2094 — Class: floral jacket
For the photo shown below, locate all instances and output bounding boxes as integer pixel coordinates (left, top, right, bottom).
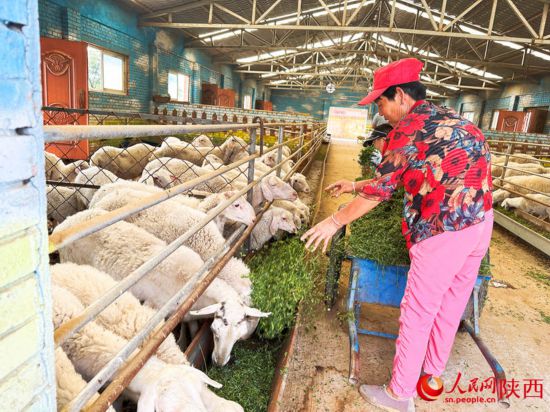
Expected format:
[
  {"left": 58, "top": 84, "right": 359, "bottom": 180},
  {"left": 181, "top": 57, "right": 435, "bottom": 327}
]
[{"left": 361, "top": 101, "right": 493, "bottom": 248}]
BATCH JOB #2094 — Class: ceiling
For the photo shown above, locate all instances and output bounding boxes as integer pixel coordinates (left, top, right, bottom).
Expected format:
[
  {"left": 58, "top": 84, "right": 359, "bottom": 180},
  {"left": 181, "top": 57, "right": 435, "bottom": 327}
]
[{"left": 124, "top": 0, "right": 550, "bottom": 98}]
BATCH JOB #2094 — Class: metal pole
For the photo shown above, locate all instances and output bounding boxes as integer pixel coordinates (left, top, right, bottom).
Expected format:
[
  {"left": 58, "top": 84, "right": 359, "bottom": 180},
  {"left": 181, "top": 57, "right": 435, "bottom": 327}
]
[
  {"left": 65, "top": 227, "right": 245, "bottom": 412},
  {"left": 298, "top": 124, "right": 305, "bottom": 158},
  {"left": 276, "top": 126, "right": 284, "bottom": 177},
  {"left": 245, "top": 127, "right": 257, "bottom": 253}
]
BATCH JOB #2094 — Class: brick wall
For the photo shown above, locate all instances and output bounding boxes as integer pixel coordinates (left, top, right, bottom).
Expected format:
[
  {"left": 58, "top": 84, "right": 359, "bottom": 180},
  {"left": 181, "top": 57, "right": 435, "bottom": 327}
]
[
  {"left": 0, "top": 0, "right": 56, "bottom": 410},
  {"left": 38, "top": 0, "right": 241, "bottom": 112}
]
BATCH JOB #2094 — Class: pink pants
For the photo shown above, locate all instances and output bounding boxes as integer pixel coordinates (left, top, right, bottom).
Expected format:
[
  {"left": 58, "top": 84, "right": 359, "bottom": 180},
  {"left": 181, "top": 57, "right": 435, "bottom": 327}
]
[{"left": 389, "top": 210, "right": 494, "bottom": 398}]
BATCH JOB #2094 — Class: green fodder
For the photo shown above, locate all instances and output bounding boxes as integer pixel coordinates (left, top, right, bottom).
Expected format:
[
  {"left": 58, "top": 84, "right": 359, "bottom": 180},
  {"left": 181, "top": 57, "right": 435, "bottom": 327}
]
[
  {"left": 207, "top": 339, "right": 282, "bottom": 412},
  {"left": 347, "top": 188, "right": 410, "bottom": 266},
  {"left": 495, "top": 205, "right": 550, "bottom": 240},
  {"left": 358, "top": 145, "right": 377, "bottom": 179},
  {"left": 248, "top": 237, "right": 321, "bottom": 339}
]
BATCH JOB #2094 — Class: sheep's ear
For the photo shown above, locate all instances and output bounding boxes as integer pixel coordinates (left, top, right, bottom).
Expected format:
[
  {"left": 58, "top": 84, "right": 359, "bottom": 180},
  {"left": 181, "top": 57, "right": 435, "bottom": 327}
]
[
  {"left": 186, "top": 366, "right": 223, "bottom": 389},
  {"left": 269, "top": 214, "right": 280, "bottom": 236},
  {"left": 261, "top": 181, "right": 274, "bottom": 202},
  {"left": 223, "top": 191, "right": 233, "bottom": 199},
  {"left": 137, "top": 385, "right": 157, "bottom": 412},
  {"left": 245, "top": 307, "right": 271, "bottom": 318},
  {"left": 188, "top": 303, "right": 222, "bottom": 318}
]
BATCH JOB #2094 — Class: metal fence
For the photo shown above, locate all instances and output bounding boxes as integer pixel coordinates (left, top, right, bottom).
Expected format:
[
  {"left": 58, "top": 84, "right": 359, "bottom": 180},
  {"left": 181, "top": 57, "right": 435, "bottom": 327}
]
[{"left": 43, "top": 112, "right": 325, "bottom": 411}]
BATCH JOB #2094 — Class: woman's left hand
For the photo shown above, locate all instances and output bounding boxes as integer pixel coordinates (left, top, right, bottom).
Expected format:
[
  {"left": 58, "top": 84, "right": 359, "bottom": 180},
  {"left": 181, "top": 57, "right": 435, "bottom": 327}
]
[{"left": 300, "top": 216, "right": 342, "bottom": 253}]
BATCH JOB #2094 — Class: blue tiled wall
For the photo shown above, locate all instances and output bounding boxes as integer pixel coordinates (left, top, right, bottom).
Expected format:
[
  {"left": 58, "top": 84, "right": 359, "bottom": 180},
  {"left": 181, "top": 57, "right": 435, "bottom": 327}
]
[
  {"left": 38, "top": 0, "right": 241, "bottom": 112},
  {"left": 270, "top": 88, "right": 368, "bottom": 120},
  {"left": 444, "top": 75, "right": 550, "bottom": 134}
]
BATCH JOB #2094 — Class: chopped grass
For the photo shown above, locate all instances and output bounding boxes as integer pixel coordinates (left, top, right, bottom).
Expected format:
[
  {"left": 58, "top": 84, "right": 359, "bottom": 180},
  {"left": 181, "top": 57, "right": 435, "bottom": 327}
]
[
  {"left": 249, "top": 237, "right": 321, "bottom": 339},
  {"left": 539, "top": 311, "right": 550, "bottom": 324},
  {"left": 347, "top": 188, "right": 410, "bottom": 266},
  {"left": 207, "top": 339, "right": 282, "bottom": 412}
]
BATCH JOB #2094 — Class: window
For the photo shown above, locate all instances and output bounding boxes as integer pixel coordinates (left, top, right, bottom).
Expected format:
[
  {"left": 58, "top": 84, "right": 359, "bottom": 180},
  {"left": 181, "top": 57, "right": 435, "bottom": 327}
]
[
  {"left": 87, "top": 45, "right": 127, "bottom": 94},
  {"left": 462, "top": 111, "right": 475, "bottom": 122},
  {"left": 491, "top": 111, "right": 500, "bottom": 129},
  {"left": 243, "top": 95, "right": 252, "bottom": 110},
  {"left": 168, "top": 71, "right": 190, "bottom": 102}
]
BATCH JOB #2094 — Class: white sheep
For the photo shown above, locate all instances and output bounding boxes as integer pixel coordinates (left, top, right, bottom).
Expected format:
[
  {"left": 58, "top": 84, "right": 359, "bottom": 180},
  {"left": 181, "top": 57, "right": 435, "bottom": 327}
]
[
  {"left": 54, "top": 209, "right": 269, "bottom": 365},
  {"left": 192, "top": 134, "right": 214, "bottom": 147},
  {"left": 51, "top": 262, "right": 187, "bottom": 365},
  {"left": 492, "top": 153, "right": 539, "bottom": 165},
  {"left": 501, "top": 194, "right": 550, "bottom": 219},
  {"left": 90, "top": 143, "right": 156, "bottom": 179},
  {"left": 492, "top": 174, "right": 550, "bottom": 203},
  {"left": 45, "top": 151, "right": 89, "bottom": 182},
  {"left": 73, "top": 166, "right": 119, "bottom": 207},
  {"left": 491, "top": 162, "right": 547, "bottom": 178},
  {"left": 250, "top": 206, "right": 297, "bottom": 250},
  {"left": 289, "top": 172, "right": 311, "bottom": 193},
  {"left": 89, "top": 188, "right": 252, "bottom": 299},
  {"left": 52, "top": 284, "right": 242, "bottom": 411},
  {"left": 273, "top": 199, "right": 310, "bottom": 228},
  {"left": 139, "top": 157, "right": 230, "bottom": 192},
  {"left": 55, "top": 347, "right": 115, "bottom": 412},
  {"left": 196, "top": 191, "right": 256, "bottom": 232},
  {"left": 47, "top": 185, "right": 83, "bottom": 226},
  {"left": 260, "top": 151, "right": 294, "bottom": 175},
  {"left": 231, "top": 174, "right": 298, "bottom": 210}
]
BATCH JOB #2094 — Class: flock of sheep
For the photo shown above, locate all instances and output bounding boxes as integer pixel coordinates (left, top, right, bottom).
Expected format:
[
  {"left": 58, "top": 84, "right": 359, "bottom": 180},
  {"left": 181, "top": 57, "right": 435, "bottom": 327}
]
[
  {"left": 491, "top": 153, "right": 550, "bottom": 219},
  {"left": 45, "top": 134, "right": 313, "bottom": 411}
]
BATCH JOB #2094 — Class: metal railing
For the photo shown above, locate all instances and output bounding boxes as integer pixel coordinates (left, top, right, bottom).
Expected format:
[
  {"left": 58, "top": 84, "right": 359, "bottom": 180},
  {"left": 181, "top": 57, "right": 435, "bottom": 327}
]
[{"left": 45, "top": 117, "right": 325, "bottom": 411}]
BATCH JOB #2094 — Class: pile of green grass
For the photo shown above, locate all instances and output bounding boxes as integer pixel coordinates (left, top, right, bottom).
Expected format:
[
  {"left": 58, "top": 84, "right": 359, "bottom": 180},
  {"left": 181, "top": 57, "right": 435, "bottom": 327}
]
[
  {"left": 248, "top": 237, "right": 321, "bottom": 339},
  {"left": 495, "top": 205, "right": 550, "bottom": 240},
  {"left": 347, "top": 188, "right": 410, "bottom": 266},
  {"left": 207, "top": 340, "right": 282, "bottom": 412}
]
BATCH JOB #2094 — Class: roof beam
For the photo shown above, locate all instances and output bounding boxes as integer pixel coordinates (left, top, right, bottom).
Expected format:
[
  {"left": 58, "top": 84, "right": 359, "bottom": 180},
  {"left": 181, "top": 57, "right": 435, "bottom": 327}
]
[
  {"left": 140, "top": 0, "right": 220, "bottom": 19},
  {"left": 505, "top": 0, "right": 538, "bottom": 38},
  {"left": 139, "top": 22, "right": 550, "bottom": 44}
]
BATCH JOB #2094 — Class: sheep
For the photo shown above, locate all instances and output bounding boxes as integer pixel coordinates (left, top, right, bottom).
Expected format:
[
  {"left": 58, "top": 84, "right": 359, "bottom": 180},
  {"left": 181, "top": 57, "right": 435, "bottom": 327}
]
[
  {"left": 231, "top": 174, "right": 298, "bottom": 210},
  {"left": 51, "top": 284, "right": 242, "bottom": 411},
  {"left": 289, "top": 172, "right": 311, "bottom": 193},
  {"left": 89, "top": 187, "right": 253, "bottom": 299},
  {"left": 492, "top": 174, "right": 550, "bottom": 203},
  {"left": 51, "top": 262, "right": 187, "bottom": 365},
  {"left": 47, "top": 185, "right": 83, "bottom": 226},
  {"left": 45, "top": 152, "right": 89, "bottom": 182},
  {"left": 273, "top": 199, "right": 310, "bottom": 228},
  {"left": 196, "top": 191, "right": 256, "bottom": 232},
  {"left": 139, "top": 157, "right": 230, "bottom": 192},
  {"left": 491, "top": 162, "right": 547, "bottom": 178},
  {"left": 90, "top": 143, "right": 156, "bottom": 179},
  {"left": 55, "top": 348, "right": 115, "bottom": 412},
  {"left": 192, "top": 134, "right": 214, "bottom": 147},
  {"left": 53, "top": 209, "right": 269, "bottom": 364},
  {"left": 250, "top": 206, "right": 297, "bottom": 250},
  {"left": 73, "top": 166, "right": 119, "bottom": 207},
  {"left": 501, "top": 194, "right": 550, "bottom": 219},
  {"left": 260, "top": 150, "right": 294, "bottom": 175},
  {"left": 492, "top": 153, "right": 539, "bottom": 165}
]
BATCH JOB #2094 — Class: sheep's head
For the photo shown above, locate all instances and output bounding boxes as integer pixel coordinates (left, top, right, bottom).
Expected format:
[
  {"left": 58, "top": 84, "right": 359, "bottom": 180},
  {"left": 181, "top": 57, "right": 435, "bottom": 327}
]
[
  {"left": 193, "top": 134, "right": 214, "bottom": 147},
  {"left": 137, "top": 364, "right": 222, "bottom": 412},
  {"left": 220, "top": 191, "right": 256, "bottom": 225},
  {"left": 202, "top": 154, "right": 224, "bottom": 169},
  {"left": 261, "top": 175, "right": 298, "bottom": 202},
  {"left": 269, "top": 207, "right": 297, "bottom": 236},
  {"left": 189, "top": 300, "right": 270, "bottom": 366},
  {"left": 261, "top": 152, "right": 277, "bottom": 168},
  {"left": 222, "top": 136, "right": 248, "bottom": 164},
  {"left": 290, "top": 173, "right": 311, "bottom": 193}
]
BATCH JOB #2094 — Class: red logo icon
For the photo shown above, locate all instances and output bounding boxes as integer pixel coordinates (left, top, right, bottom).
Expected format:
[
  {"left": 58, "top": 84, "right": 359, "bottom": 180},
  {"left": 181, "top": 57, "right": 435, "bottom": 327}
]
[{"left": 417, "top": 375, "right": 444, "bottom": 401}]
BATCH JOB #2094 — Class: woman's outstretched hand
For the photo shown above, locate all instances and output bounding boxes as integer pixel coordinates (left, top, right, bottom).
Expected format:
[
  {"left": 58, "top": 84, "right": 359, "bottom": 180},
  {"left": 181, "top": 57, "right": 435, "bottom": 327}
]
[
  {"left": 300, "top": 216, "right": 341, "bottom": 253},
  {"left": 325, "top": 180, "right": 354, "bottom": 198}
]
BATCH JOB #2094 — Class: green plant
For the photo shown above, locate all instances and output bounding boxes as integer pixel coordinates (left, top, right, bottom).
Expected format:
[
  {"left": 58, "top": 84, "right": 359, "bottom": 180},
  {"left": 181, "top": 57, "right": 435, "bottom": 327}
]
[
  {"left": 358, "top": 145, "right": 377, "bottom": 178},
  {"left": 207, "top": 340, "right": 282, "bottom": 412},
  {"left": 347, "top": 187, "right": 410, "bottom": 266},
  {"left": 248, "top": 237, "right": 321, "bottom": 339}
]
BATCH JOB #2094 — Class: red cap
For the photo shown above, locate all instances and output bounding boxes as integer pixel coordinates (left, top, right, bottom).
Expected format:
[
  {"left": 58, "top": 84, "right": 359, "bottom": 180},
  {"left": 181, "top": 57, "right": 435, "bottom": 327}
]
[{"left": 358, "top": 58, "right": 424, "bottom": 106}]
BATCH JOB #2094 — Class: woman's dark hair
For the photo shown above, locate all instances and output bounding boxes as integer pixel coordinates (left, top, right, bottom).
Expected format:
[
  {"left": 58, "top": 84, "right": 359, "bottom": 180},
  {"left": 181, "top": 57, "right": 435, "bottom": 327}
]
[
  {"left": 363, "top": 123, "right": 394, "bottom": 147},
  {"left": 379, "top": 81, "right": 427, "bottom": 101}
]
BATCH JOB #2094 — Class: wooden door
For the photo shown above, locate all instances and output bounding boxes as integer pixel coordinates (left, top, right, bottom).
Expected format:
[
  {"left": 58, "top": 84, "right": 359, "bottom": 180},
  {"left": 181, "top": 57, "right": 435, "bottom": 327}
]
[
  {"left": 41, "top": 37, "right": 89, "bottom": 160},
  {"left": 525, "top": 109, "right": 548, "bottom": 133},
  {"left": 495, "top": 110, "right": 526, "bottom": 132}
]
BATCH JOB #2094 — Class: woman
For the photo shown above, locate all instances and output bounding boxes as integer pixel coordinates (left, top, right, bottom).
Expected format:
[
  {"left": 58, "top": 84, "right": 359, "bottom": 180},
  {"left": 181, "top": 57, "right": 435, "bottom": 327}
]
[{"left": 301, "top": 58, "right": 493, "bottom": 412}]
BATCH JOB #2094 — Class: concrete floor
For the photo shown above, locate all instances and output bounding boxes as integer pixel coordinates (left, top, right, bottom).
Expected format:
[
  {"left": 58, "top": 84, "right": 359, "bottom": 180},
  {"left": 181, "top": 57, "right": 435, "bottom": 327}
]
[{"left": 277, "top": 141, "right": 550, "bottom": 412}]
